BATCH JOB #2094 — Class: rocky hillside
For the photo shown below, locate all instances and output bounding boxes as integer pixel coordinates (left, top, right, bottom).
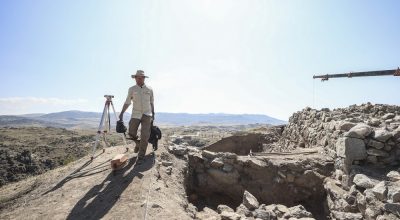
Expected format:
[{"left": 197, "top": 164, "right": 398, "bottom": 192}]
[
  {"left": 0, "top": 111, "right": 286, "bottom": 129},
  {"left": 0, "top": 127, "right": 125, "bottom": 186}
]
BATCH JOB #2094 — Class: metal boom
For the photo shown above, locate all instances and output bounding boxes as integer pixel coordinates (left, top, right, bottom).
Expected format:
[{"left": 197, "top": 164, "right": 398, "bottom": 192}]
[{"left": 313, "top": 68, "right": 400, "bottom": 81}]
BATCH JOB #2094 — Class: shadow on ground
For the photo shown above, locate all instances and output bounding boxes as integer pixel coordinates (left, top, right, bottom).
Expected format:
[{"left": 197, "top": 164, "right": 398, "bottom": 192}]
[
  {"left": 42, "top": 153, "right": 109, "bottom": 196},
  {"left": 66, "top": 154, "right": 154, "bottom": 220}
]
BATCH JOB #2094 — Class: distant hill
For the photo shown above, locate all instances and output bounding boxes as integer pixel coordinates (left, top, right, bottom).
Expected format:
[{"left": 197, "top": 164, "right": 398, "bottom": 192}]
[
  {"left": 0, "top": 111, "right": 286, "bottom": 128},
  {"left": 156, "top": 112, "right": 286, "bottom": 126}
]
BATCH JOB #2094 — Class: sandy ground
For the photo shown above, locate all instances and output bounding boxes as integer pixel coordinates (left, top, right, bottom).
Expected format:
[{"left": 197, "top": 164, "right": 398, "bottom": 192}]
[{"left": 0, "top": 141, "right": 192, "bottom": 220}]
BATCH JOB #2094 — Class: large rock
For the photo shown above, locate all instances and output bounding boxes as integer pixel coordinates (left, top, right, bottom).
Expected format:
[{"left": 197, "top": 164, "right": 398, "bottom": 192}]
[
  {"left": 235, "top": 204, "right": 251, "bottom": 217},
  {"left": 383, "top": 203, "right": 400, "bottom": 217},
  {"left": 217, "top": 204, "right": 234, "bottom": 214},
  {"left": 382, "top": 113, "right": 396, "bottom": 120},
  {"left": 387, "top": 182, "right": 400, "bottom": 203},
  {"left": 275, "top": 204, "right": 289, "bottom": 217},
  {"left": 331, "top": 211, "right": 363, "bottom": 220},
  {"left": 368, "top": 118, "right": 381, "bottom": 127},
  {"left": 336, "top": 137, "right": 367, "bottom": 161},
  {"left": 196, "top": 207, "right": 219, "bottom": 220},
  {"left": 253, "top": 208, "right": 276, "bottom": 220},
  {"left": 347, "top": 123, "right": 373, "bottom": 138},
  {"left": 367, "top": 148, "right": 389, "bottom": 157},
  {"left": 202, "top": 150, "right": 217, "bottom": 159},
  {"left": 353, "top": 174, "right": 375, "bottom": 189},
  {"left": 242, "top": 190, "right": 259, "bottom": 211},
  {"left": 282, "top": 205, "right": 313, "bottom": 219},
  {"left": 324, "top": 178, "right": 348, "bottom": 200},
  {"left": 339, "top": 122, "right": 356, "bottom": 131},
  {"left": 374, "top": 129, "right": 393, "bottom": 142},
  {"left": 210, "top": 158, "right": 224, "bottom": 168},
  {"left": 387, "top": 171, "right": 400, "bottom": 182},
  {"left": 372, "top": 181, "right": 388, "bottom": 201},
  {"left": 368, "top": 140, "right": 385, "bottom": 149},
  {"left": 196, "top": 207, "right": 220, "bottom": 220}
]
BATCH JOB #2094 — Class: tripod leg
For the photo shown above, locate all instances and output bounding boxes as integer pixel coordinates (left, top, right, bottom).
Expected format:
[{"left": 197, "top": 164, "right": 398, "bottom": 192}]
[
  {"left": 110, "top": 101, "right": 128, "bottom": 151},
  {"left": 91, "top": 103, "right": 108, "bottom": 160},
  {"left": 105, "top": 104, "right": 110, "bottom": 133},
  {"left": 103, "top": 104, "right": 111, "bottom": 152}
]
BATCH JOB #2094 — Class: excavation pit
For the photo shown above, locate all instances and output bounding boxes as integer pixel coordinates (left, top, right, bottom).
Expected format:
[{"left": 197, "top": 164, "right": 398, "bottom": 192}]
[
  {"left": 202, "top": 130, "right": 282, "bottom": 156},
  {"left": 186, "top": 149, "right": 335, "bottom": 219}
]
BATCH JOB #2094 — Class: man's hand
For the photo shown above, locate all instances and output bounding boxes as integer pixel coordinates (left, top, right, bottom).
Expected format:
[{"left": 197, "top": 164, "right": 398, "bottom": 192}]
[{"left": 119, "top": 104, "right": 130, "bottom": 121}]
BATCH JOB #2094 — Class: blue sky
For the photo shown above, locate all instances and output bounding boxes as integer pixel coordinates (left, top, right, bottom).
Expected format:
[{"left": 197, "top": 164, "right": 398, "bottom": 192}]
[{"left": 0, "top": 0, "right": 399, "bottom": 120}]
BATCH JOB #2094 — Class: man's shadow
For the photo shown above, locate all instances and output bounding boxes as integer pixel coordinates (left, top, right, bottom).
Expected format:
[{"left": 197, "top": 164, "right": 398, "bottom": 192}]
[
  {"left": 66, "top": 154, "right": 154, "bottom": 220},
  {"left": 43, "top": 155, "right": 110, "bottom": 195}
]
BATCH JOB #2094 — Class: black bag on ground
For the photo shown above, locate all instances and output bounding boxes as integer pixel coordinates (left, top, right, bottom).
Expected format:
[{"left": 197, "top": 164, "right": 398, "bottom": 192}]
[
  {"left": 149, "top": 125, "right": 162, "bottom": 151},
  {"left": 116, "top": 120, "right": 127, "bottom": 134}
]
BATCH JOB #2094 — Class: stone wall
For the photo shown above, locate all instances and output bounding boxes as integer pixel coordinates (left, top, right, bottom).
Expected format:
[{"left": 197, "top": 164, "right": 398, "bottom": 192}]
[
  {"left": 276, "top": 103, "right": 400, "bottom": 219},
  {"left": 186, "top": 149, "right": 334, "bottom": 219},
  {"left": 279, "top": 103, "right": 400, "bottom": 172},
  {"left": 325, "top": 168, "right": 400, "bottom": 219}
]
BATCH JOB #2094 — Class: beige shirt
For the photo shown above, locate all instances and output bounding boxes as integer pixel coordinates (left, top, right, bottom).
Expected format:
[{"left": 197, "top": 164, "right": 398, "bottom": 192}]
[{"left": 124, "top": 84, "right": 154, "bottom": 119}]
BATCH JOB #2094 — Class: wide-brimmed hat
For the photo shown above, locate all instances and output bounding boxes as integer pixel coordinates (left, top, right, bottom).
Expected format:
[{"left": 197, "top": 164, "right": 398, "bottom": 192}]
[{"left": 131, "top": 70, "right": 149, "bottom": 78}]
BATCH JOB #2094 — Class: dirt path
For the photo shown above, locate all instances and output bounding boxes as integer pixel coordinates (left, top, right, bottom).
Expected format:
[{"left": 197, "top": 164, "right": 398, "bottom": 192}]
[{"left": 0, "top": 143, "right": 192, "bottom": 220}]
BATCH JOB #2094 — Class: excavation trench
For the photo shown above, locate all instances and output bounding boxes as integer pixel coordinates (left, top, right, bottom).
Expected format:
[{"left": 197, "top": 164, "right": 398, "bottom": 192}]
[{"left": 186, "top": 147, "right": 334, "bottom": 219}]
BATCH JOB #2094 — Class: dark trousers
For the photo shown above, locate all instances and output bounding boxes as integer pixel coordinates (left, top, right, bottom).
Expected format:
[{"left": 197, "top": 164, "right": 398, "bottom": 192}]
[{"left": 128, "top": 114, "right": 152, "bottom": 159}]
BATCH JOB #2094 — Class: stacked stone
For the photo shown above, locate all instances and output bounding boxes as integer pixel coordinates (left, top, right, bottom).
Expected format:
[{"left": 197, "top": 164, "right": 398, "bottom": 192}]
[
  {"left": 336, "top": 122, "right": 400, "bottom": 173},
  {"left": 325, "top": 170, "right": 400, "bottom": 219},
  {"left": 279, "top": 103, "right": 400, "bottom": 163},
  {"left": 279, "top": 107, "right": 333, "bottom": 152},
  {"left": 280, "top": 103, "right": 400, "bottom": 219}
]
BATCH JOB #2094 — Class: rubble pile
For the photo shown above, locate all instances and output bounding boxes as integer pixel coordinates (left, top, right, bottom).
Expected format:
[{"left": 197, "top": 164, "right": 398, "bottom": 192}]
[{"left": 196, "top": 190, "right": 316, "bottom": 220}]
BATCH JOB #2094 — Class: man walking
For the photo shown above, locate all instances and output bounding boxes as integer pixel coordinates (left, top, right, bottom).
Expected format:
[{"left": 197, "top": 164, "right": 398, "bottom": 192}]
[{"left": 119, "top": 70, "right": 154, "bottom": 164}]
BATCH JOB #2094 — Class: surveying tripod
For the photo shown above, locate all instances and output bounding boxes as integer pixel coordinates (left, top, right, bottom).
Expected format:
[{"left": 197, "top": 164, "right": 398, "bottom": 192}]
[{"left": 91, "top": 95, "right": 128, "bottom": 160}]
